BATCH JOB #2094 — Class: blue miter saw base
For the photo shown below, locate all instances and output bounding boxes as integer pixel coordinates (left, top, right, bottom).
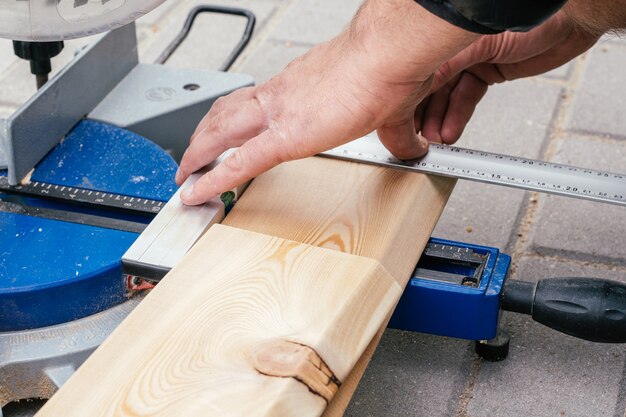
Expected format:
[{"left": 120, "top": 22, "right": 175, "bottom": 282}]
[{"left": 0, "top": 120, "right": 178, "bottom": 332}]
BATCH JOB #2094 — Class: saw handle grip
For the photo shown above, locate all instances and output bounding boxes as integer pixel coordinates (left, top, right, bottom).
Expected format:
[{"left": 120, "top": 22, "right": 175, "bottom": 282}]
[{"left": 502, "top": 278, "right": 626, "bottom": 343}]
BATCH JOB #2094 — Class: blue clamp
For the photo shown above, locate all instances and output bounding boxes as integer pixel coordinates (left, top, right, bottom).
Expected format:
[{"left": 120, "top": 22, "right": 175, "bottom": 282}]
[{"left": 389, "top": 238, "right": 511, "bottom": 341}]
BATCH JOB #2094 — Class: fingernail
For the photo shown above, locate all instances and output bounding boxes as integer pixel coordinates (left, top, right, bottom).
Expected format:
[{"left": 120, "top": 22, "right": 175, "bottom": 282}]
[
  {"left": 418, "top": 134, "right": 429, "bottom": 150},
  {"left": 181, "top": 185, "right": 194, "bottom": 202}
]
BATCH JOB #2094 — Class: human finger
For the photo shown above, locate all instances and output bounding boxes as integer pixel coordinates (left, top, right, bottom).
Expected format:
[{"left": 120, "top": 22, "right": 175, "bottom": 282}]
[
  {"left": 377, "top": 113, "right": 429, "bottom": 160},
  {"left": 432, "top": 12, "right": 573, "bottom": 91},
  {"left": 176, "top": 97, "right": 268, "bottom": 185},
  {"left": 495, "top": 29, "right": 597, "bottom": 80},
  {"left": 180, "top": 129, "right": 286, "bottom": 205},
  {"left": 422, "top": 72, "right": 464, "bottom": 142},
  {"left": 413, "top": 96, "right": 430, "bottom": 133},
  {"left": 440, "top": 72, "right": 488, "bottom": 144},
  {"left": 189, "top": 87, "right": 257, "bottom": 144}
]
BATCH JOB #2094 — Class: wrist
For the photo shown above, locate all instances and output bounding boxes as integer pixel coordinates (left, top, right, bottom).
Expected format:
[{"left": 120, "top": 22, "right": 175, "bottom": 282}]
[
  {"left": 563, "top": 0, "right": 626, "bottom": 36},
  {"left": 347, "top": 0, "right": 480, "bottom": 79}
]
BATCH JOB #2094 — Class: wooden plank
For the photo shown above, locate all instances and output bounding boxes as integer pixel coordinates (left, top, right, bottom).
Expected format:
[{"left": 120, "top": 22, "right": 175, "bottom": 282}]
[
  {"left": 36, "top": 156, "right": 454, "bottom": 417},
  {"left": 322, "top": 312, "right": 396, "bottom": 416},
  {"left": 36, "top": 224, "right": 402, "bottom": 417},
  {"left": 224, "top": 157, "right": 455, "bottom": 415},
  {"left": 223, "top": 157, "right": 454, "bottom": 281}
]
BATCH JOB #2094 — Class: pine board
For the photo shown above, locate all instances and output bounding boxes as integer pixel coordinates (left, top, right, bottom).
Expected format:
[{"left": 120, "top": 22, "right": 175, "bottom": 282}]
[
  {"left": 35, "top": 156, "right": 454, "bottom": 417},
  {"left": 36, "top": 224, "right": 401, "bottom": 417},
  {"left": 224, "top": 157, "right": 455, "bottom": 415}
]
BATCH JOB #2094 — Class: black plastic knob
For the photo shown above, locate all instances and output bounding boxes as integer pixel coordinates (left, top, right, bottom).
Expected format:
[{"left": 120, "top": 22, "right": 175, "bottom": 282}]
[{"left": 13, "top": 41, "right": 64, "bottom": 76}]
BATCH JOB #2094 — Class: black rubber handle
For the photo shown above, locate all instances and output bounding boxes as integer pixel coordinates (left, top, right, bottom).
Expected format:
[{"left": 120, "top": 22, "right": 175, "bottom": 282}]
[{"left": 502, "top": 278, "right": 626, "bottom": 343}]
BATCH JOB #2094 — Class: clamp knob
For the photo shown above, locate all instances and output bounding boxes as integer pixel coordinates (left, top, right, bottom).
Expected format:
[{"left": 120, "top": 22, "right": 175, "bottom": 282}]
[{"left": 12, "top": 40, "right": 64, "bottom": 89}]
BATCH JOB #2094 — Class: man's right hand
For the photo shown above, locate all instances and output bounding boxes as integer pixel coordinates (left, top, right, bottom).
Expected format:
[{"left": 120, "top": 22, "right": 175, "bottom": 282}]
[
  {"left": 175, "top": 0, "right": 479, "bottom": 206},
  {"left": 415, "top": 11, "right": 599, "bottom": 145}
]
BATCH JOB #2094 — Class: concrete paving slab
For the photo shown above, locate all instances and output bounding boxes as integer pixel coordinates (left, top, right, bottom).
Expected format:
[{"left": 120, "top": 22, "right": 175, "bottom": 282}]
[
  {"left": 0, "top": 39, "right": 16, "bottom": 76},
  {"left": 468, "top": 256, "right": 626, "bottom": 417},
  {"left": 452, "top": 80, "right": 561, "bottom": 156},
  {"left": 346, "top": 330, "right": 472, "bottom": 417},
  {"left": 470, "top": 313, "right": 626, "bottom": 417},
  {"left": 239, "top": 38, "right": 311, "bottom": 83},
  {"left": 138, "top": 0, "right": 279, "bottom": 70},
  {"left": 434, "top": 181, "right": 532, "bottom": 251},
  {"left": 541, "top": 61, "right": 574, "bottom": 80},
  {"left": 530, "top": 137, "right": 626, "bottom": 264},
  {"left": 600, "top": 33, "right": 626, "bottom": 47},
  {"left": 566, "top": 42, "right": 626, "bottom": 139},
  {"left": 270, "top": 0, "right": 362, "bottom": 44},
  {"left": 434, "top": 79, "right": 562, "bottom": 250},
  {"left": 515, "top": 254, "right": 626, "bottom": 282}
]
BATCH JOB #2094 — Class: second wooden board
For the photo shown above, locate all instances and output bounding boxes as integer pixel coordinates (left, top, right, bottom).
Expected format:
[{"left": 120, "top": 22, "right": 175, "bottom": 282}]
[{"left": 35, "top": 224, "right": 402, "bottom": 417}]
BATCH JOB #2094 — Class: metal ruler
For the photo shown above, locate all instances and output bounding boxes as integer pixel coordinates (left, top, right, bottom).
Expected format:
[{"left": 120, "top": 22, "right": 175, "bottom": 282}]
[
  {"left": 320, "top": 135, "right": 626, "bottom": 207},
  {"left": 0, "top": 177, "right": 165, "bottom": 215}
]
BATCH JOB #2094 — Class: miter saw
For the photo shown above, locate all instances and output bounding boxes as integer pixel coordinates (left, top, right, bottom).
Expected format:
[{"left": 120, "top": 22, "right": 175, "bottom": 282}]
[
  {"left": 2, "top": 2, "right": 625, "bottom": 416},
  {"left": 0, "top": 2, "right": 256, "bottom": 415}
]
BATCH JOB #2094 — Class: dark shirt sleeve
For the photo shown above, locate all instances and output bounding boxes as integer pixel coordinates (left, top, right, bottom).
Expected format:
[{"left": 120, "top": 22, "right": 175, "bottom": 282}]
[{"left": 415, "top": 0, "right": 568, "bottom": 33}]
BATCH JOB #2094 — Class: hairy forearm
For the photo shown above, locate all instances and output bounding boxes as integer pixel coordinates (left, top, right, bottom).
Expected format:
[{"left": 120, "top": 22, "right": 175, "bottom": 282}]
[
  {"left": 564, "top": 0, "right": 626, "bottom": 35},
  {"left": 347, "top": 0, "right": 481, "bottom": 81}
]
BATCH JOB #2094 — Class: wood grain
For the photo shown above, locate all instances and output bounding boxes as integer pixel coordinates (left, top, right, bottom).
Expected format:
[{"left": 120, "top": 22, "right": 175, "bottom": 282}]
[
  {"left": 224, "top": 157, "right": 454, "bottom": 282},
  {"left": 224, "top": 157, "right": 455, "bottom": 416},
  {"left": 36, "top": 155, "right": 454, "bottom": 417},
  {"left": 36, "top": 224, "right": 401, "bottom": 417}
]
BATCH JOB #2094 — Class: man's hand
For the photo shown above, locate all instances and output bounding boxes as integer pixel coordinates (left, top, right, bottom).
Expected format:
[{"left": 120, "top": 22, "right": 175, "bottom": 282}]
[
  {"left": 415, "top": 11, "right": 599, "bottom": 145},
  {"left": 175, "top": 0, "right": 478, "bottom": 205}
]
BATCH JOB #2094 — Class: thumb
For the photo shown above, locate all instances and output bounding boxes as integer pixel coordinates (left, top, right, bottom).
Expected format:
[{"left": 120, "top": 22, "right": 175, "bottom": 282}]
[
  {"left": 377, "top": 113, "right": 429, "bottom": 160},
  {"left": 377, "top": 74, "right": 434, "bottom": 160}
]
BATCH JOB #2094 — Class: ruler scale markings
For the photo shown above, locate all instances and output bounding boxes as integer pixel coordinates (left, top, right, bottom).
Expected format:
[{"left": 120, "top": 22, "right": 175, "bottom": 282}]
[
  {"left": 321, "top": 136, "right": 626, "bottom": 207},
  {"left": 0, "top": 177, "right": 164, "bottom": 215}
]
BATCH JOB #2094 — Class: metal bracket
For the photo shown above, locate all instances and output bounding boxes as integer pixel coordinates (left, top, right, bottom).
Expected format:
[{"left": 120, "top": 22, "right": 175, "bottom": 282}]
[
  {"left": 89, "top": 64, "right": 252, "bottom": 162},
  {"left": 0, "top": 299, "right": 141, "bottom": 407},
  {"left": 0, "top": 119, "right": 6, "bottom": 170},
  {"left": 0, "top": 23, "right": 139, "bottom": 185}
]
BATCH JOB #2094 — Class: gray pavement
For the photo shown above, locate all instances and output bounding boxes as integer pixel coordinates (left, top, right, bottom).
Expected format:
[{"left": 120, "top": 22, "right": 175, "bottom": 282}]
[{"left": 1, "top": 1, "right": 625, "bottom": 416}]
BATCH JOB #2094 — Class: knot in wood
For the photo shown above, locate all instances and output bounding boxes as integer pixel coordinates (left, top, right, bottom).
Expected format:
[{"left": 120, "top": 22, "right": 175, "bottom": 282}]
[{"left": 249, "top": 339, "right": 341, "bottom": 403}]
